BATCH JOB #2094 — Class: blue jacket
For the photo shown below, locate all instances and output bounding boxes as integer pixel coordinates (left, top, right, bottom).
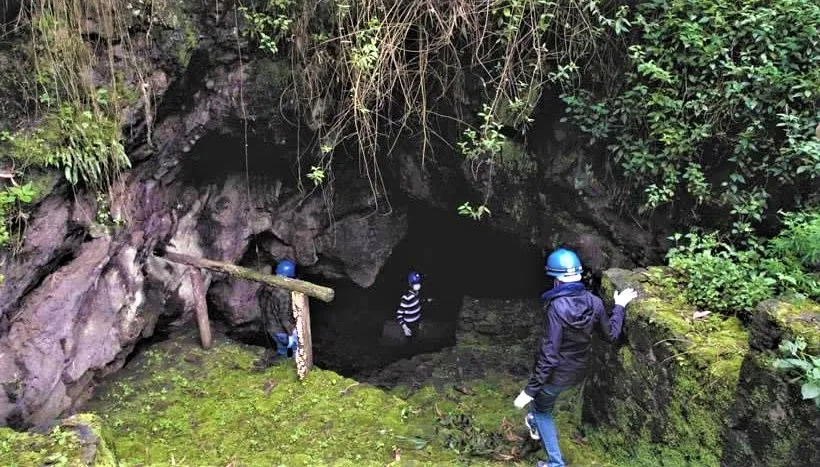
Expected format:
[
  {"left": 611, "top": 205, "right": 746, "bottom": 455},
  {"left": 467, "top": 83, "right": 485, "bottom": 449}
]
[{"left": 524, "top": 282, "right": 625, "bottom": 397}]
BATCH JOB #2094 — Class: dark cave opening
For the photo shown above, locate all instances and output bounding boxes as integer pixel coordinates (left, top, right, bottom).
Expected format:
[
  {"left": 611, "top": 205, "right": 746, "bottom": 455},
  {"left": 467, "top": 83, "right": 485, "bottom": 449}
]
[
  {"left": 308, "top": 201, "right": 547, "bottom": 377},
  {"left": 177, "top": 132, "right": 299, "bottom": 187}
]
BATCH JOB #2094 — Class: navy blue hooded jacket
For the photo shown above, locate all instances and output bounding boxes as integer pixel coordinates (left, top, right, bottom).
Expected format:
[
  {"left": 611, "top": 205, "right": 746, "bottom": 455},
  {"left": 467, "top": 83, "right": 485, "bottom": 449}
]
[{"left": 524, "top": 282, "right": 625, "bottom": 397}]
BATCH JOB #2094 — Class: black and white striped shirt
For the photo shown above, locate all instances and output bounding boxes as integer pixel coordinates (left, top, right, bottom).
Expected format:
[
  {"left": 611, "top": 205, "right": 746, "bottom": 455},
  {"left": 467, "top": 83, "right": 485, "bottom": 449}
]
[{"left": 396, "top": 289, "right": 421, "bottom": 325}]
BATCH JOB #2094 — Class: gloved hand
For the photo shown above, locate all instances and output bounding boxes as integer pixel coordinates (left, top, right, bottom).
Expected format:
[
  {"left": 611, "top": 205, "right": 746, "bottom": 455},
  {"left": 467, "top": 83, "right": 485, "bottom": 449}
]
[
  {"left": 401, "top": 323, "right": 413, "bottom": 337},
  {"left": 614, "top": 287, "right": 638, "bottom": 307},
  {"left": 513, "top": 391, "right": 533, "bottom": 409}
]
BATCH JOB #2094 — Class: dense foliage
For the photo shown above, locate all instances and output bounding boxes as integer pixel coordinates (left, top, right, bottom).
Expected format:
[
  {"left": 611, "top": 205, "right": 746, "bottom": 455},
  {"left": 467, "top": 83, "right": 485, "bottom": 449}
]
[
  {"left": 666, "top": 209, "right": 820, "bottom": 314},
  {"left": 562, "top": 0, "right": 820, "bottom": 233},
  {"left": 0, "top": 1, "right": 136, "bottom": 248}
]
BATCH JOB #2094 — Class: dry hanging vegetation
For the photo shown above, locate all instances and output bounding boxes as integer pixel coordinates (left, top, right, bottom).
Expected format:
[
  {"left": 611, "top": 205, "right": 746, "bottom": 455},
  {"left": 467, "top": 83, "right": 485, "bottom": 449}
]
[{"left": 241, "top": 0, "right": 629, "bottom": 206}]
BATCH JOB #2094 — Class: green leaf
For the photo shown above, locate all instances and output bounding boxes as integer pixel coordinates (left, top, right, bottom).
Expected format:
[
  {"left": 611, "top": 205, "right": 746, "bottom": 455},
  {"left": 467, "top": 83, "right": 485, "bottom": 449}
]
[
  {"left": 801, "top": 382, "right": 820, "bottom": 400},
  {"left": 773, "top": 359, "right": 796, "bottom": 370}
]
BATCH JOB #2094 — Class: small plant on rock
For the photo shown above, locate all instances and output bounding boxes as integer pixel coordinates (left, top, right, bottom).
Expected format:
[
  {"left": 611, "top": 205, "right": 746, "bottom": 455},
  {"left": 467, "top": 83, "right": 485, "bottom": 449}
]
[
  {"left": 774, "top": 337, "right": 820, "bottom": 408},
  {"left": 0, "top": 182, "right": 37, "bottom": 248},
  {"left": 457, "top": 202, "right": 491, "bottom": 221}
]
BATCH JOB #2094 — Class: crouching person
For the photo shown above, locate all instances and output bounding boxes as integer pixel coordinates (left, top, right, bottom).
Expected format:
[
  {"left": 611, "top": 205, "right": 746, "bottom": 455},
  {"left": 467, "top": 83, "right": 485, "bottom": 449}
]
[
  {"left": 260, "top": 259, "right": 299, "bottom": 358},
  {"left": 513, "top": 248, "right": 637, "bottom": 467}
]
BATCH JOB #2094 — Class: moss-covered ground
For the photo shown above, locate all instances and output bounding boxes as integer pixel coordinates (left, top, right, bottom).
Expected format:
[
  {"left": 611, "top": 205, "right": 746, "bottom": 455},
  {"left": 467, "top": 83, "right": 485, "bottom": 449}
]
[
  {"left": 74, "top": 327, "right": 622, "bottom": 467},
  {"left": 759, "top": 297, "right": 820, "bottom": 353},
  {"left": 7, "top": 269, "right": 815, "bottom": 466},
  {"left": 0, "top": 413, "right": 115, "bottom": 467}
]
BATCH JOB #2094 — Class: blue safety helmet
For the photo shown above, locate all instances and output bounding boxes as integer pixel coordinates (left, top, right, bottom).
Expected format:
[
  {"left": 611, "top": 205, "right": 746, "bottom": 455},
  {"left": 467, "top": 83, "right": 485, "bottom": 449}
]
[
  {"left": 275, "top": 259, "right": 296, "bottom": 278},
  {"left": 545, "top": 248, "right": 583, "bottom": 278},
  {"left": 408, "top": 271, "right": 421, "bottom": 285}
]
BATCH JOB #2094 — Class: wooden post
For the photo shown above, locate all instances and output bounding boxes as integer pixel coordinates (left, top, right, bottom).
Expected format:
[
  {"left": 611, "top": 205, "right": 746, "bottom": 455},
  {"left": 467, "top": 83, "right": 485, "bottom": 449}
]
[
  {"left": 291, "top": 291, "right": 313, "bottom": 379},
  {"left": 155, "top": 250, "right": 333, "bottom": 375},
  {"left": 190, "top": 268, "right": 212, "bottom": 349}
]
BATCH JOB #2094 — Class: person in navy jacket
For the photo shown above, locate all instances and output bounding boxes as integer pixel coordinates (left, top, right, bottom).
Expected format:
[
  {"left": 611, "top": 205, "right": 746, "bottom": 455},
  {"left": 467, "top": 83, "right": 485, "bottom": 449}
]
[{"left": 513, "top": 248, "right": 637, "bottom": 467}]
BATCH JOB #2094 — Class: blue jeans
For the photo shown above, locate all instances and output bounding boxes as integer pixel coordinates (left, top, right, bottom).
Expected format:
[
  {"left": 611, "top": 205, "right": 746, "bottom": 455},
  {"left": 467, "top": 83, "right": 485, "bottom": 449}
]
[{"left": 530, "top": 384, "right": 571, "bottom": 467}]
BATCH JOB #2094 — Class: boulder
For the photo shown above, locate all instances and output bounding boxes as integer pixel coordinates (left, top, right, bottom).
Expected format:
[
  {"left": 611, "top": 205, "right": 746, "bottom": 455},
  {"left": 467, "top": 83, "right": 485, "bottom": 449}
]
[
  {"left": 0, "top": 413, "right": 115, "bottom": 466},
  {"left": 584, "top": 268, "right": 749, "bottom": 466},
  {"left": 0, "top": 239, "right": 149, "bottom": 428},
  {"left": 585, "top": 269, "right": 820, "bottom": 467},
  {"left": 723, "top": 299, "right": 820, "bottom": 467}
]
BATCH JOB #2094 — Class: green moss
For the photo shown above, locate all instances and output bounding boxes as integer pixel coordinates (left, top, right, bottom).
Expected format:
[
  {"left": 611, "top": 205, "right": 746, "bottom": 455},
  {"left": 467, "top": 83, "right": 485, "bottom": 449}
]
[
  {"left": 605, "top": 268, "right": 749, "bottom": 371},
  {"left": 587, "top": 269, "right": 752, "bottom": 466},
  {"left": 178, "top": 20, "right": 199, "bottom": 68},
  {"left": 60, "top": 278, "right": 796, "bottom": 467},
  {"left": 79, "top": 328, "right": 634, "bottom": 466},
  {"left": 618, "top": 346, "right": 634, "bottom": 371},
  {"left": 496, "top": 140, "right": 536, "bottom": 175},
  {"left": 0, "top": 414, "right": 113, "bottom": 467},
  {"left": 111, "top": 71, "right": 142, "bottom": 108},
  {"left": 85, "top": 333, "right": 503, "bottom": 465},
  {"left": 759, "top": 298, "right": 820, "bottom": 352},
  {"left": 140, "top": 0, "right": 199, "bottom": 69}
]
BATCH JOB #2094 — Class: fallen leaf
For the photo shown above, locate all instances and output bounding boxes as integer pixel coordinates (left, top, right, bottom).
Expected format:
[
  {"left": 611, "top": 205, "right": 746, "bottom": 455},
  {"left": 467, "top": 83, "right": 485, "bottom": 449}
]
[
  {"left": 571, "top": 432, "right": 588, "bottom": 446},
  {"left": 454, "top": 384, "right": 475, "bottom": 396},
  {"left": 263, "top": 379, "right": 278, "bottom": 395},
  {"left": 500, "top": 417, "right": 523, "bottom": 443}
]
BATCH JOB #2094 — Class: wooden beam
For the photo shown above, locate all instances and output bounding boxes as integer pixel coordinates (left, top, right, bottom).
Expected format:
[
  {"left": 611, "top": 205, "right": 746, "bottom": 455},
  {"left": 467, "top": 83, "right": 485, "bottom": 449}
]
[
  {"left": 157, "top": 250, "right": 335, "bottom": 303},
  {"left": 291, "top": 291, "right": 313, "bottom": 379}
]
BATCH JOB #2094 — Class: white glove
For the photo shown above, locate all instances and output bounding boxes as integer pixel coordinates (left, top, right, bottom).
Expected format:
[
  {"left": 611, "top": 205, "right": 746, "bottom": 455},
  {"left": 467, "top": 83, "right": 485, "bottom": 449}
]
[
  {"left": 614, "top": 287, "right": 638, "bottom": 307},
  {"left": 401, "top": 323, "right": 413, "bottom": 337},
  {"left": 513, "top": 391, "right": 533, "bottom": 409}
]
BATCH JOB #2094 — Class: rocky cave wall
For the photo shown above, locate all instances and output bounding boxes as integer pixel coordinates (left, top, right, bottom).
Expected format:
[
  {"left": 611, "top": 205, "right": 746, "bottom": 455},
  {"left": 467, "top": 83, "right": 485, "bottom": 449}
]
[
  {"left": 584, "top": 269, "right": 820, "bottom": 467},
  {"left": 1, "top": 0, "right": 665, "bottom": 428}
]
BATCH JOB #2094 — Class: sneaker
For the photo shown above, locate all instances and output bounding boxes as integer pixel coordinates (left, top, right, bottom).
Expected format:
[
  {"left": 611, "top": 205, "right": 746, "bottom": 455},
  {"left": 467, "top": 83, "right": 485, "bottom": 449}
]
[{"left": 525, "top": 413, "right": 540, "bottom": 440}]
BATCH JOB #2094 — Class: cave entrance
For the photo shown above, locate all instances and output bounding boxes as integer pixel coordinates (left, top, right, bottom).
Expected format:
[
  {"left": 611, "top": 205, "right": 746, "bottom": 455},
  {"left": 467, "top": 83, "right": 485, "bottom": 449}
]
[
  {"left": 309, "top": 200, "right": 546, "bottom": 377},
  {"left": 160, "top": 131, "right": 547, "bottom": 379}
]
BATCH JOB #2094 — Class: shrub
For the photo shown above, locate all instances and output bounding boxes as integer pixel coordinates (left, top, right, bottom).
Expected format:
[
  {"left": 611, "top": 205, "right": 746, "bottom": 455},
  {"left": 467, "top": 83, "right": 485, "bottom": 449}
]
[
  {"left": 667, "top": 209, "right": 820, "bottom": 314},
  {"left": 561, "top": 0, "right": 820, "bottom": 229},
  {"left": 666, "top": 232, "right": 774, "bottom": 314}
]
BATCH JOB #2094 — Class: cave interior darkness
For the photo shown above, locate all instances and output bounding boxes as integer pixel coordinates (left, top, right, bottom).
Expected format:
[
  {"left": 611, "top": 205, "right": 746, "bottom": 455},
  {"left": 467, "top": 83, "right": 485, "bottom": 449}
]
[{"left": 307, "top": 201, "right": 548, "bottom": 376}]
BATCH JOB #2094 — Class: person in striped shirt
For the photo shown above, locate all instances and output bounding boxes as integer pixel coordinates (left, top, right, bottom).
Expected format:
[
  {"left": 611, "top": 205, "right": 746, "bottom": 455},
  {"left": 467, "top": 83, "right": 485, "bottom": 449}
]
[{"left": 396, "top": 271, "right": 422, "bottom": 338}]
